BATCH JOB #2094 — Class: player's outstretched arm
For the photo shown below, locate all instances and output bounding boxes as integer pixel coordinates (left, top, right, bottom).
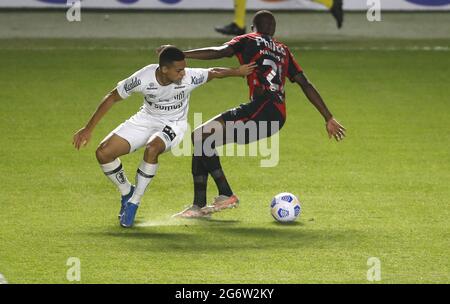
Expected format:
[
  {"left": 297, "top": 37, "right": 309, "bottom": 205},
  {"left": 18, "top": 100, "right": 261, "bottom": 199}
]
[
  {"left": 184, "top": 45, "right": 235, "bottom": 60},
  {"left": 157, "top": 44, "right": 234, "bottom": 60},
  {"left": 293, "top": 72, "right": 346, "bottom": 141},
  {"left": 72, "top": 89, "right": 122, "bottom": 150},
  {"left": 207, "top": 63, "right": 256, "bottom": 82}
]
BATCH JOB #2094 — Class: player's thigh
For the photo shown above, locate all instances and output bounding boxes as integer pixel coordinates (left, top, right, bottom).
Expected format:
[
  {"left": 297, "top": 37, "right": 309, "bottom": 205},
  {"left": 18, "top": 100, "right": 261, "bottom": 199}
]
[
  {"left": 222, "top": 100, "right": 285, "bottom": 145},
  {"left": 97, "top": 133, "right": 131, "bottom": 160},
  {"left": 99, "top": 120, "right": 151, "bottom": 156},
  {"left": 219, "top": 101, "right": 262, "bottom": 145},
  {"left": 150, "top": 121, "right": 187, "bottom": 153}
]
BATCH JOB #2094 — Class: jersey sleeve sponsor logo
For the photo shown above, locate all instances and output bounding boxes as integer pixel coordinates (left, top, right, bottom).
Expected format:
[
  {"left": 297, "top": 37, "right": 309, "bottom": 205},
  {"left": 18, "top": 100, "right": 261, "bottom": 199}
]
[
  {"left": 124, "top": 77, "right": 141, "bottom": 93},
  {"left": 191, "top": 75, "right": 205, "bottom": 85}
]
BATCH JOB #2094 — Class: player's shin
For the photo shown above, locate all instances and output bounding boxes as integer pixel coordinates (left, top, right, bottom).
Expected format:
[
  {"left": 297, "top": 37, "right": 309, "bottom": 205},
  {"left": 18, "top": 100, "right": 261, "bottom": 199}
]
[
  {"left": 204, "top": 153, "right": 233, "bottom": 197},
  {"left": 192, "top": 155, "right": 208, "bottom": 208},
  {"left": 129, "top": 161, "right": 159, "bottom": 205},
  {"left": 100, "top": 158, "right": 132, "bottom": 196},
  {"left": 199, "top": 134, "right": 233, "bottom": 197}
]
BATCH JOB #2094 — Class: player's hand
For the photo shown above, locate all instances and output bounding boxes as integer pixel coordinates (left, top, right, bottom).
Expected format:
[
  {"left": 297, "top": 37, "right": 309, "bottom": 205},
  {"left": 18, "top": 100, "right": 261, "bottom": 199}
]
[
  {"left": 326, "top": 118, "right": 346, "bottom": 141},
  {"left": 156, "top": 44, "right": 173, "bottom": 55},
  {"left": 73, "top": 127, "right": 92, "bottom": 150},
  {"left": 237, "top": 62, "right": 257, "bottom": 77}
]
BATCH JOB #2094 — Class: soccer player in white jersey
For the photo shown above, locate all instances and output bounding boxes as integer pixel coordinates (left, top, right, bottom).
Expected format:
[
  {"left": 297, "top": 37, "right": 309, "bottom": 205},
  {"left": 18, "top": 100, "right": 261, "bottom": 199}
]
[{"left": 73, "top": 46, "right": 256, "bottom": 228}]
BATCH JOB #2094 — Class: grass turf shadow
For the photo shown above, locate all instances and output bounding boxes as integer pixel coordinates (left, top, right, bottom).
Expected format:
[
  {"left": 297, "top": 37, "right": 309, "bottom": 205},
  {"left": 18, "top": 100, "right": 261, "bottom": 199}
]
[{"left": 88, "top": 222, "right": 364, "bottom": 253}]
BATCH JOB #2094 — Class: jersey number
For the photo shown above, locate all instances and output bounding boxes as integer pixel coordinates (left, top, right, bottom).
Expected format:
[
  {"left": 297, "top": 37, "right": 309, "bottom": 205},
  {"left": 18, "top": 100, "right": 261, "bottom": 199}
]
[{"left": 263, "top": 59, "right": 282, "bottom": 92}]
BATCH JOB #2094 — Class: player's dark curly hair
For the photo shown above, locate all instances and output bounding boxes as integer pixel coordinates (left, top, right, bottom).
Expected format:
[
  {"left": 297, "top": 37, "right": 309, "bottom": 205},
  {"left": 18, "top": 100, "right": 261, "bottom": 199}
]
[
  {"left": 252, "top": 10, "right": 276, "bottom": 36},
  {"left": 159, "top": 46, "right": 185, "bottom": 67}
]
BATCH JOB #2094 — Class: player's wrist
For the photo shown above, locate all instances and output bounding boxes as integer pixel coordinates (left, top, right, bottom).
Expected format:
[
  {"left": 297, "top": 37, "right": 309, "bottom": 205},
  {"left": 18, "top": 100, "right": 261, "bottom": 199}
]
[{"left": 84, "top": 124, "right": 95, "bottom": 133}]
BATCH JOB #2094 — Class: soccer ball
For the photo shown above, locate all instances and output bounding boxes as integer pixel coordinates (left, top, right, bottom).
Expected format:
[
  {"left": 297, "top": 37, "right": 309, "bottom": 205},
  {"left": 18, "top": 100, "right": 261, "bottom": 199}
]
[{"left": 270, "top": 192, "right": 302, "bottom": 223}]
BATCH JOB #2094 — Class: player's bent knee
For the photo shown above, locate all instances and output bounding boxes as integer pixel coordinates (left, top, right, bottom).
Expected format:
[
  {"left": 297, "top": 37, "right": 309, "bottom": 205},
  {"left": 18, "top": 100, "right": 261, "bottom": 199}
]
[
  {"left": 95, "top": 146, "right": 103, "bottom": 160},
  {"left": 144, "top": 142, "right": 165, "bottom": 163},
  {"left": 95, "top": 146, "right": 114, "bottom": 164}
]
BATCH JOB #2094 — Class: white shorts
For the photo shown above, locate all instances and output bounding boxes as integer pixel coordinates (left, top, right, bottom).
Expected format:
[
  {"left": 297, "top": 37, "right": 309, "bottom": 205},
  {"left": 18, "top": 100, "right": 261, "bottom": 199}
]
[{"left": 102, "top": 111, "right": 187, "bottom": 153}]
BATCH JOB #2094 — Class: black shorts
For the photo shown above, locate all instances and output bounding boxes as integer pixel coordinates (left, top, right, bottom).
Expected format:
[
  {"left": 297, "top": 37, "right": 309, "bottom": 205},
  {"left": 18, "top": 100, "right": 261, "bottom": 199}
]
[{"left": 221, "top": 93, "right": 286, "bottom": 144}]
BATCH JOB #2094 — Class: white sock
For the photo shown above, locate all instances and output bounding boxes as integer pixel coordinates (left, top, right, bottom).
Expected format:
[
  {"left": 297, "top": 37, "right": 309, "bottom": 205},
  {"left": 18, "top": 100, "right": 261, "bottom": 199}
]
[
  {"left": 129, "top": 161, "right": 159, "bottom": 205},
  {"left": 100, "top": 158, "right": 132, "bottom": 196}
]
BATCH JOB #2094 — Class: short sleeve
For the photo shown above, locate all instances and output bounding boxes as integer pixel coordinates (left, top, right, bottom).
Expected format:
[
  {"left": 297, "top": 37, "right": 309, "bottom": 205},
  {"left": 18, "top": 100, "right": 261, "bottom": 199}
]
[
  {"left": 224, "top": 34, "right": 247, "bottom": 54},
  {"left": 287, "top": 48, "right": 303, "bottom": 82},
  {"left": 116, "top": 67, "right": 147, "bottom": 99},
  {"left": 187, "top": 68, "right": 210, "bottom": 89}
]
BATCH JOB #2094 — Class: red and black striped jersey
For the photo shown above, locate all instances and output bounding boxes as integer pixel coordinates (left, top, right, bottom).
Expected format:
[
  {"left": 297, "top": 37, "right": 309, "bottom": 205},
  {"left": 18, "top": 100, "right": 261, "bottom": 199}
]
[{"left": 225, "top": 32, "right": 303, "bottom": 103}]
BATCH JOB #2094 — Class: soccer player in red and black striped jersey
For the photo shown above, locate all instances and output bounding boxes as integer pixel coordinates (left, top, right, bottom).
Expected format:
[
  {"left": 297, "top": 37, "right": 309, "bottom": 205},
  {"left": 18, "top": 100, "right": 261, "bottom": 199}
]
[{"left": 172, "top": 10, "right": 346, "bottom": 218}]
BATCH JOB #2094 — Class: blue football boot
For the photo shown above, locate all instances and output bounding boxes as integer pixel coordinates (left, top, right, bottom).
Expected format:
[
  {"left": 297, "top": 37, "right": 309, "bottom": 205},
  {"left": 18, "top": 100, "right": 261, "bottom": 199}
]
[
  {"left": 119, "top": 185, "right": 135, "bottom": 219},
  {"left": 120, "top": 202, "right": 139, "bottom": 228}
]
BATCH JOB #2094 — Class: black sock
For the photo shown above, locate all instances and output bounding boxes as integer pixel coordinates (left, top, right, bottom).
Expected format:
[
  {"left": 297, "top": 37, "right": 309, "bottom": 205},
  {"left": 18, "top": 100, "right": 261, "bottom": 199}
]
[
  {"left": 192, "top": 155, "right": 208, "bottom": 208},
  {"left": 203, "top": 153, "right": 233, "bottom": 197},
  {"left": 193, "top": 175, "right": 208, "bottom": 208},
  {"left": 211, "top": 168, "right": 233, "bottom": 197}
]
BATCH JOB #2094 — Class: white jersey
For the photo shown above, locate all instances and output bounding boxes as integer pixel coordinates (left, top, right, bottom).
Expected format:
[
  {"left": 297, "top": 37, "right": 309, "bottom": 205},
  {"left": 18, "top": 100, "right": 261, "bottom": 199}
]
[{"left": 116, "top": 64, "right": 209, "bottom": 121}]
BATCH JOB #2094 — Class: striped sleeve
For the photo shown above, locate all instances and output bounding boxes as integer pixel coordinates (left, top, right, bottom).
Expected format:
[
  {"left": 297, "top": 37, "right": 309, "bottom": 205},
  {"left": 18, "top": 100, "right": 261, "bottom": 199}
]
[{"left": 287, "top": 48, "right": 303, "bottom": 82}]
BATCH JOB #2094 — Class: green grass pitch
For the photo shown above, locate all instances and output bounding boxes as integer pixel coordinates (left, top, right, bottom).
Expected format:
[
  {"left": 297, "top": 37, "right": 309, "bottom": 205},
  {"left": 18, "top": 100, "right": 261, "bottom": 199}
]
[{"left": 0, "top": 38, "right": 449, "bottom": 283}]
